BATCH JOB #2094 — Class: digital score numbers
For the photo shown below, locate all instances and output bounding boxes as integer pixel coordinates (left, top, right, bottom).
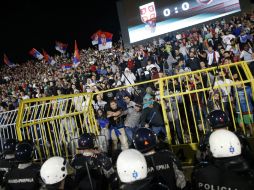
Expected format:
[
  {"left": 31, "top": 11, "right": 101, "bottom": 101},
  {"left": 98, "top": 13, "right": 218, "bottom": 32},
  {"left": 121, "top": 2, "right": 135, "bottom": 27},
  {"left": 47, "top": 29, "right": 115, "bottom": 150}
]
[{"left": 163, "top": 2, "right": 190, "bottom": 17}]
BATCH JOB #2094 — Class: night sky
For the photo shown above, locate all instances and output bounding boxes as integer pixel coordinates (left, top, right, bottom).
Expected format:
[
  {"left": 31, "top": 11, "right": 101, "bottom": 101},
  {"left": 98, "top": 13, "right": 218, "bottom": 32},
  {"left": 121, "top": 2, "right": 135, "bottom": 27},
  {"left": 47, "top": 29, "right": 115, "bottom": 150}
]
[{"left": 2, "top": 0, "right": 120, "bottom": 63}]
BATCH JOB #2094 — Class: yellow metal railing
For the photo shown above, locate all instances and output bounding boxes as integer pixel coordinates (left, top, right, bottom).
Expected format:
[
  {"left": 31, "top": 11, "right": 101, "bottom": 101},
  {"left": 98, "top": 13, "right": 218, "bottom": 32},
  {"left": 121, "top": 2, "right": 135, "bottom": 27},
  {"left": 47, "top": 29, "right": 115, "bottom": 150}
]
[
  {"left": 159, "top": 62, "right": 253, "bottom": 146},
  {"left": 15, "top": 93, "right": 96, "bottom": 161},
  {"left": 14, "top": 61, "right": 254, "bottom": 163}
]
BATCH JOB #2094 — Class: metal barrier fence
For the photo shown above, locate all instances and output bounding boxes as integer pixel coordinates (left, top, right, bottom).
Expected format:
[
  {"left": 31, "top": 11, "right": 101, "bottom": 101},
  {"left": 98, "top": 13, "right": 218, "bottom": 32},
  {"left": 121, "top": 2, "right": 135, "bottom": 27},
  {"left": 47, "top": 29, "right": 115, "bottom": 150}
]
[
  {"left": 15, "top": 93, "right": 98, "bottom": 161},
  {"left": 159, "top": 61, "right": 254, "bottom": 147},
  {"left": 0, "top": 109, "right": 18, "bottom": 151},
  {"left": 3, "top": 61, "right": 253, "bottom": 163}
]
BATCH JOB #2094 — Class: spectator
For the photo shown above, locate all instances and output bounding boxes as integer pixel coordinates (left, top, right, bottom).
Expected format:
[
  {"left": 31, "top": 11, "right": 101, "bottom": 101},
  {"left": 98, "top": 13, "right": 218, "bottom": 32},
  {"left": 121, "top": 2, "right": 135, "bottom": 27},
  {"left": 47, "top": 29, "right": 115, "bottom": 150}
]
[
  {"left": 240, "top": 44, "right": 253, "bottom": 61},
  {"left": 123, "top": 95, "right": 142, "bottom": 142},
  {"left": 93, "top": 94, "right": 107, "bottom": 111},
  {"left": 186, "top": 52, "right": 201, "bottom": 71},
  {"left": 140, "top": 94, "right": 166, "bottom": 136},
  {"left": 106, "top": 100, "right": 128, "bottom": 153},
  {"left": 234, "top": 81, "right": 254, "bottom": 137},
  {"left": 97, "top": 109, "right": 110, "bottom": 151},
  {"left": 207, "top": 46, "right": 220, "bottom": 67},
  {"left": 120, "top": 68, "right": 136, "bottom": 94}
]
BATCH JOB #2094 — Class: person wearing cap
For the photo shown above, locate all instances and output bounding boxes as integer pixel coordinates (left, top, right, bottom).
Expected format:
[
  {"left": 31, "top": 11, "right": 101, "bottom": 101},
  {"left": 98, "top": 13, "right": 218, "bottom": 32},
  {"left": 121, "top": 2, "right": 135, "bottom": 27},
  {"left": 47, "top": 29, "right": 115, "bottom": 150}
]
[
  {"left": 192, "top": 129, "right": 254, "bottom": 190},
  {"left": 140, "top": 94, "right": 166, "bottom": 136}
]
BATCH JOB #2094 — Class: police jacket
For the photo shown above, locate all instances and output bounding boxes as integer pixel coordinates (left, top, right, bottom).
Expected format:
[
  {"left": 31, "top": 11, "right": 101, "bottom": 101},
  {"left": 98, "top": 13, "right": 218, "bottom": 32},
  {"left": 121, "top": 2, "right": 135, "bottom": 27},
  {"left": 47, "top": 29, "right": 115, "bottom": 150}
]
[
  {"left": 0, "top": 157, "right": 17, "bottom": 187},
  {"left": 145, "top": 150, "right": 186, "bottom": 190},
  {"left": 5, "top": 163, "right": 41, "bottom": 190},
  {"left": 120, "top": 177, "right": 169, "bottom": 190},
  {"left": 71, "top": 153, "right": 115, "bottom": 190},
  {"left": 192, "top": 156, "right": 254, "bottom": 190}
]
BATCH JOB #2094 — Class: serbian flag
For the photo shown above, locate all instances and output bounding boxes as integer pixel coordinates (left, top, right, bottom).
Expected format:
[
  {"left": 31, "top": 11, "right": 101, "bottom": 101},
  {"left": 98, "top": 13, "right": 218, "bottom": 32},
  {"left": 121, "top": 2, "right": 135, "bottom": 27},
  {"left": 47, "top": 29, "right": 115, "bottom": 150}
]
[
  {"left": 3, "top": 54, "right": 16, "bottom": 67},
  {"left": 42, "top": 50, "right": 56, "bottom": 66},
  {"left": 98, "top": 32, "right": 113, "bottom": 51},
  {"left": 91, "top": 30, "right": 102, "bottom": 45},
  {"left": 29, "top": 48, "right": 43, "bottom": 60},
  {"left": 55, "top": 41, "right": 68, "bottom": 54},
  {"left": 62, "top": 63, "right": 73, "bottom": 70},
  {"left": 73, "top": 40, "right": 80, "bottom": 67}
]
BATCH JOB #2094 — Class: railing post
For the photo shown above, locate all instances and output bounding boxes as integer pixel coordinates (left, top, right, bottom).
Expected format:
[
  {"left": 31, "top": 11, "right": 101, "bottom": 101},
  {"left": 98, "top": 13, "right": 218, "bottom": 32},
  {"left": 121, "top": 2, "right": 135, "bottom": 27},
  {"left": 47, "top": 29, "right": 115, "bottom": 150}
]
[
  {"left": 16, "top": 101, "right": 24, "bottom": 141},
  {"left": 159, "top": 78, "right": 172, "bottom": 144}
]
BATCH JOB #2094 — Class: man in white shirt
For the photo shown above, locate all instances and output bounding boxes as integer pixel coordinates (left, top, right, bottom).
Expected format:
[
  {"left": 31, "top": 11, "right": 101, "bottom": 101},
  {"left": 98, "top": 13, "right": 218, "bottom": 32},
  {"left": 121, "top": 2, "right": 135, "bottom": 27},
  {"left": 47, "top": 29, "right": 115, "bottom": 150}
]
[
  {"left": 145, "top": 60, "right": 160, "bottom": 72},
  {"left": 240, "top": 44, "right": 253, "bottom": 61},
  {"left": 93, "top": 94, "right": 107, "bottom": 111},
  {"left": 21, "top": 92, "right": 30, "bottom": 100},
  {"left": 121, "top": 68, "right": 136, "bottom": 94},
  {"left": 221, "top": 33, "right": 235, "bottom": 50},
  {"left": 207, "top": 46, "right": 220, "bottom": 67}
]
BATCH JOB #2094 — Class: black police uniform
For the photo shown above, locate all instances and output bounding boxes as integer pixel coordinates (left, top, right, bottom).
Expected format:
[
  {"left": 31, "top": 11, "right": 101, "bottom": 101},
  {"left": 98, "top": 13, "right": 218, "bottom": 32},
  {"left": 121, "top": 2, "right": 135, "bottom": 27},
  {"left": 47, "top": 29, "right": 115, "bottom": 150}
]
[
  {"left": 0, "top": 139, "right": 18, "bottom": 188},
  {"left": 120, "top": 177, "right": 169, "bottom": 190},
  {"left": 71, "top": 153, "right": 116, "bottom": 190},
  {"left": 0, "top": 157, "right": 17, "bottom": 188},
  {"left": 5, "top": 163, "right": 41, "bottom": 190},
  {"left": 192, "top": 156, "right": 254, "bottom": 190},
  {"left": 133, "top": 128, "right": 185, "bottom": 190},
  {"left": 145, "top": 150, "right": 185, "bottom": 190},
  {"left": 45, "top": 175, "right": 75, "bottom": 190}
]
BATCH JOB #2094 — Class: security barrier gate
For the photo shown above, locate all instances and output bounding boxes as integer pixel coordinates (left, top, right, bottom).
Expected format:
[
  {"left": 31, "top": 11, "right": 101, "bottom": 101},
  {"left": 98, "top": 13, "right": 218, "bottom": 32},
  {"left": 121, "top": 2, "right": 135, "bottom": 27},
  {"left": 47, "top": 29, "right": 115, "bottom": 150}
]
[
  {"left": 0, "top": 109, "right": 18, "bottom": 151},
  {"left": 8, "top": 61, "right": 254, "bottom": 163},
  {"left": 15, "top": 93, "right": 97, "bottom": 160}
]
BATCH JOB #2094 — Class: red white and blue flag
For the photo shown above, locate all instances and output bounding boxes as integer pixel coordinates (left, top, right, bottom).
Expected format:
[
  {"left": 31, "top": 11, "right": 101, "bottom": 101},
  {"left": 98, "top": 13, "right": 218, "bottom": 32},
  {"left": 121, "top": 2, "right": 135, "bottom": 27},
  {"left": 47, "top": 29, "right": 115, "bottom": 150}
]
[
  {"left": 91, "top": 30, "right": 102, "bottom": 45},
  {"left": 55, "top": 41, "right": 68, "bottom": 54},
  {"left": 73, "top": 40, "right": 80, "bottom": 67},
  {"left": 98, "top": 32, "right": 113, "bottom": 51},
  {"left": 29, "top": 48, "right": 44, "bottom": 60},
  {"left": 3, "top": 54, "right": 16, "bottom": 67},
  {"left": 42, "top": 50, "right": 56, "bottom": 66},
  {"left": 62, "top": 63, "right": 73, "bottom": 70}
]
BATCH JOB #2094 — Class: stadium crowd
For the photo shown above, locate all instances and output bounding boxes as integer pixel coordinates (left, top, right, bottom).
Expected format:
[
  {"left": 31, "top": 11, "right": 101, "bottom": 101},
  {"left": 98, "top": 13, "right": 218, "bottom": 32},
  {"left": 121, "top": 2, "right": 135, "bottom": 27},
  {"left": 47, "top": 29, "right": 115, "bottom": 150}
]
[
  {"left": 1, "top": 11, "right": 254, "bottom": 144},
  {"left": 0, "top": 12, "right": 254, "bottom": 110},
  {"left": 0, "top": 8, "right": 254, "bottom": 190}
]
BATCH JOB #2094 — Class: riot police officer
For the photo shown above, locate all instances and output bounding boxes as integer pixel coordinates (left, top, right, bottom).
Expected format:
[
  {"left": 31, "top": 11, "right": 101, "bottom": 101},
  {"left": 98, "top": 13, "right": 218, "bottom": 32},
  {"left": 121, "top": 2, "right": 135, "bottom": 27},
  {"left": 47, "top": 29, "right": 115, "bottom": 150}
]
[
  {"left": 133, "top": 128, "right": 186, "bottom": 190},
  {"left": 4, "top": 141, "right": 42, "bottom": 190},
  {"left": 192, "top": 129, "right": 254, "bottom": 190},
  {"left": 117, "top": 149, "right": 170, "bottom": 190},
  {"left": 198, "top": 110, "right": 254, "bottom": 166},
  {"left": 40, "top": 156, "right": 74, "bottom": 190},
  {"left": 71, "top": 133, "right": 117, "bottom": 190},
  {"left": 0, "top": 139, "right": 17, "bottom": 188},
  {"left": 117, "top": 148, "right": 150, "bottom": 190}
]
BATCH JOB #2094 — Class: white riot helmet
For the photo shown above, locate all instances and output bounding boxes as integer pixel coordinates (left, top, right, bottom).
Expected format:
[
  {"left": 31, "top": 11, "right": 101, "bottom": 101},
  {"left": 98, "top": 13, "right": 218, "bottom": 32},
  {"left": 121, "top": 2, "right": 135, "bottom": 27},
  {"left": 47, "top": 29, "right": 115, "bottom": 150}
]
[
  {"left": 40, "top": 156, "right": 68, "bottom": 185},
  {"left": 209, "top": 129, "right": 241, "bottom": 158},
  {"left": 117, "top": 149, "right": 147, "bottom": 183}
]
